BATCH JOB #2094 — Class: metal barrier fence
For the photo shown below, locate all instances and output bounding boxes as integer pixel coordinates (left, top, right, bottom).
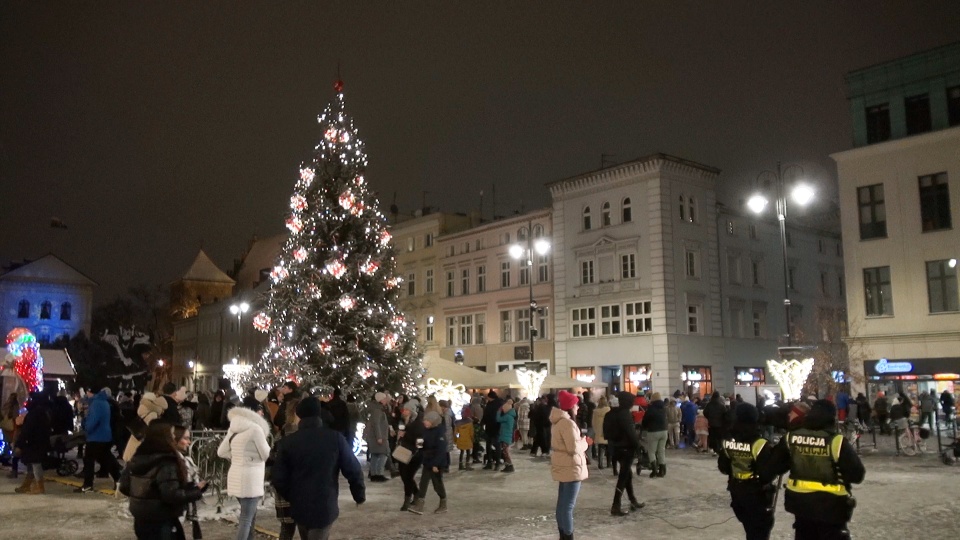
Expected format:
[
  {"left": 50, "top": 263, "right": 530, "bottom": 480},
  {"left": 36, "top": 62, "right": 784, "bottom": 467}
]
[{"left": 186, "top": 429, "right": 276, "bottom": 511}]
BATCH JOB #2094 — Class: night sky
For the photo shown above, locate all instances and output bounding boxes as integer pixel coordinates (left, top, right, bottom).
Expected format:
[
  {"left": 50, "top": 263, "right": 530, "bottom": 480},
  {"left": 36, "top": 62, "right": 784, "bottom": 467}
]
[{"left": 2, "top": 2, "right": 959, "bottom": 303}]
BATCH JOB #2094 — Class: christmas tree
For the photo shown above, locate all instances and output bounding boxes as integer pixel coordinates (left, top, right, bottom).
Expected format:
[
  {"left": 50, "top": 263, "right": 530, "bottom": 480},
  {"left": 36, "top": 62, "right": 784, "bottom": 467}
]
[{"left": 251, "top": 80, "right": 421, "bottom": 397}]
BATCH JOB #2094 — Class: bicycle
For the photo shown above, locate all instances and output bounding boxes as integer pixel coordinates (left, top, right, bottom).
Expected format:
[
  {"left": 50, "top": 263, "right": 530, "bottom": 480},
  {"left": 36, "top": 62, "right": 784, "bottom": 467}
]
[{"left": 897, "top": 422, "right": 928, "bottom": 456}]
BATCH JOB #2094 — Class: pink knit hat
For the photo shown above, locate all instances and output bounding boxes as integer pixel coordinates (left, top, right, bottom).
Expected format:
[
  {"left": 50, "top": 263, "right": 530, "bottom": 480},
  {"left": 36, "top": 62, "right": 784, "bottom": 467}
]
[{"left": 558, "top": 390, "right": 578, "bottom": 411}]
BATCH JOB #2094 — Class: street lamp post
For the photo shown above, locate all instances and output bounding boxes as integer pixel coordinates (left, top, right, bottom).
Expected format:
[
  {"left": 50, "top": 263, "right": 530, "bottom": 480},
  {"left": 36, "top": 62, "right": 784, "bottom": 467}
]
[
  {"left": 747, "top": 162, "right": 814, "bottom": 347},
  {"left": 229, "top": 301, "right": 250, "bottom": 362},
  {"left": 510, "top": 220, "right": 550, "bottom": 371}
]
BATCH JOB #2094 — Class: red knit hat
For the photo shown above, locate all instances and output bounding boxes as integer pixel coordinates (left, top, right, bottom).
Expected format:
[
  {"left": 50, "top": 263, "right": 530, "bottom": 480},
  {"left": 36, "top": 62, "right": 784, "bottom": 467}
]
[{"left": 558, "top": 390, "right": 578, "bottom": 411}]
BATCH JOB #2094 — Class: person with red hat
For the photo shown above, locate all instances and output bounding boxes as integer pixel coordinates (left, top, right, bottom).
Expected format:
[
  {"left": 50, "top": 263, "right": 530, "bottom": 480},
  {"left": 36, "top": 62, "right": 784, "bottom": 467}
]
[{"left": 550, "top": 390, "right": 588, "bottom": 540}]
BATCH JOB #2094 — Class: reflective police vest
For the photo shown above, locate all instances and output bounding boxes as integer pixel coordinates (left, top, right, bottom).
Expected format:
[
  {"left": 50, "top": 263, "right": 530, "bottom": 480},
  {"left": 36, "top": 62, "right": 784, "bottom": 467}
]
[
  {"left": 784, "top": 428, "right": 848, "bottom": 496},
  {"left": 722, "top": 437, "right": 766, "bottom": 480}
]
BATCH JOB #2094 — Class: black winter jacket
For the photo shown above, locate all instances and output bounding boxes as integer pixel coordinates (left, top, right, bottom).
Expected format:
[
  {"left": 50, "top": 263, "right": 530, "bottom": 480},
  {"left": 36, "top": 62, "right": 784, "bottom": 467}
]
[
  {"left": 15, "top": 401, "right": 51, "bottom": 464},
  {"left": 271, "top": 416, "right": 365, "bottom": 530},
  {"left": 641, "top": 400, "right": 668, "bottom": 432},
  {"left": 421, "top": 424, "right": 450, "bottom": 468},
  {"left": 608, "top": 403, "right": 640, "bottom": 451},
  {"left": 120, "top": 446, "right": 202, "bottom": 521},
  {"left": 704, "top": 399, "right": 727, "bottom": 429}
]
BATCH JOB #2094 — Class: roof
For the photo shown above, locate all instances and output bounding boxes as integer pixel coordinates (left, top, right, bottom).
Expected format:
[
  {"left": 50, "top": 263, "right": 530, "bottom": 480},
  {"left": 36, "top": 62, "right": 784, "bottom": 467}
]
[
  {"left": 234, "top": 234, "right": 286, "bottom": 291},
  {"left": 0, "top": 254, "right": 98, "bottom": 287},
  {"left": 180, "top": 250, "right": 235, "bottom": 284},
  {"left": 545, "top": 153, "right": 721, "bottom": 189}
]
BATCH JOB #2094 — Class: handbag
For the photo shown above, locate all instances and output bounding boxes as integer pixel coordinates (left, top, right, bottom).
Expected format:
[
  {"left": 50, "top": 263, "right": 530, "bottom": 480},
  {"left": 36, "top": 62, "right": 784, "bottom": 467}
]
[{"left": 392, "top": 445, "right": 413, "bottom": 464}]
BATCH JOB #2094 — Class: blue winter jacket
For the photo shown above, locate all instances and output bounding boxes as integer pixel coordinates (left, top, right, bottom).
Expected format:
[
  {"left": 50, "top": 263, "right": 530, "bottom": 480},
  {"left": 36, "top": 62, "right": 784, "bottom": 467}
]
[
  {"left": 680, "top": 400, "right": 697, "bottom": 425},
  {"left": 84, "top": 391, "right": 113, "bottom": 443},
  {"left": 496, "top": 408, "right": 517, "bottom": 445}
]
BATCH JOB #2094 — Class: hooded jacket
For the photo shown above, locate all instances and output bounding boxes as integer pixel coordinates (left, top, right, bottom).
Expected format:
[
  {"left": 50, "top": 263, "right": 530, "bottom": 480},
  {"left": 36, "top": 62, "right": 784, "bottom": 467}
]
[
  {"left": 641, "top": 399, "right": 668, "bottom": 432},
  {"left": 591, "top": 405, "right": 611, "bottom": 445},
  {"left": 607, "top": 392, "right": 640, "bottom": 451},
  {"left": 496, "top": 407, "right": 517, "bottom": 445},
  {"left": 120, "top": 438, "right": 202, "bottom": 521},
  {"left": 123, "top": 392, "right": 169, "bottom": 462},
  {"left": 217, "top": 406, "right": 272, "bottom": 498},
  {"left": 549, "top": 407, "right": 588, "bottom": 483},
  {"left": 84, "top": 390, "right": 114, "bottom": 443}
]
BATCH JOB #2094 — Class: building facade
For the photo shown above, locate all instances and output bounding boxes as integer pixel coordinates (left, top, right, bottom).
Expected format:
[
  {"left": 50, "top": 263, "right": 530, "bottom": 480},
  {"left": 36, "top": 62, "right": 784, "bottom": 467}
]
[{"left": 834, "top": 42, "right": 960, "bottom": 397}]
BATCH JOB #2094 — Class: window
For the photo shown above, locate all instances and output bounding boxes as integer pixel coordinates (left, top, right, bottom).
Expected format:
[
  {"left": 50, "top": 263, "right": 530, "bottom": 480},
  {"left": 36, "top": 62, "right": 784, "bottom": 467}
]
[
  {"left": 501, "top": 232, "right": 511, "bottom": 245},
  {"left": 537, "top": 307, "right": 549, "bottom": 340},
  {"left": 407, "top": 272, "right": 416, "bottom": 296},
  {"left": 858, "top": 184, "right": 887, "bottom": 239},
  {"left": 475, "top": 239, "right": 482, "bottom": 251},
  {"left": 501, "top": 261, "right": 511, "bottom": 288},
  {"left": 729, "top": 306, "right": 743, "bottom": 338},
  {"left": 624, "top": 364, "right": 652, "bottom": 395},
  {"left": 462, "top": 242, "right": 470, "bottom": 254},
  {"left": 818, "top": 239, "right": 824, "bottom": 253},
  {"left": 904, "top": 94, "right": 931, "bottom": 135},
  {"left": 476, "top": 314, "right": 485, "bottom": 345},
  {"left": 820, "top": 271, "right": 829, "bottom": 296},
  {"left": 40, "top": 301, "right": 52, "bottom": 320},
  {"left": 580, "top": 260, "right": 595, "bottom": 284},
  {"left": 749, "top": 223, "right": 758, "bottom": 240},
  {"left": 625, "top": 301, "right": 652, "bottom": 333},
  {"left": 537, "top": 254, "right": 549, "bottom": 282},
  {"left": 726, "top": 220, "right": 735, "bottom": 235},
  {"left": 446, "top": 271, "right": 455, "bottom": 297},
  {"left": 865, "top": 103, "right": 891, "bottom": 143},
  {"left": 571, "top": 307, "right": 596, "bottom": 337},
  {"left": 60, "top": 302, "right": 72, "bottom": 321},
  {"left": 751, "top": 260, "right": 762, "bottom": 286},
  {"left": 919, "top": 172, "right": 951, "bottom": 232},
  {"left": 500, "top": 311, "right": 512, "bottom": 342},
  {"left": 679, "top": 195, "right": 685, "bottom": 221},
  {"left": 407, "top": 237, "right": 415, "bottom": 252},
  {"left": 459, "top": 315, "right": 474, "bottom": 345},
  {"left": 425, "top": 269, "right": 434, "bottom": 294},
  {"left": 519, "top": 262, "right": 530, "bottom": 286},
  {"left": 687, "top": 305, "right": 700, "bottom": 334},
  {"left": 621, "top": 254, "right": 636, "bottom": 279},
  {"left": 461, "top": 268, "right": 470, "bottom": 295},
  {"left": 517, "top": 227, "right": 527, "bottom": 242},
  {"left": 926, "top": 260, "right": 959, "bottom": 313},
  {"left": 582, "top": 207, "right": 592, "bottom": 230},
  {"left": 600, "top": 304, "right": 621, "bottom": 335},
  {"left": 622, "top": 198, "right": 632, "bottom": 223},
  {"left": 424, "top": 233, "right": 434, "bottom": 247},
  {"left": 17, "top": 299, "right": 29, "bottom": 318},
  {"left": 425, "top": 317, "right": 434, "bottom": 342},
  {"left": 601, "top": 202, "right": 611, "bottom": 227},
  {"left": 687, "top": 197, "right": 697, "bottom": 223},
  {"left": 533, "top": 224, "right": 544, "bottom": 238},
  {"left": 752, "top": 310, "right": 764, "bottom": 338},
  {"left": 446, "top": 245, "right": 455, "bottom": 257},
  {"left": 863, "top": 266, "right": 893, "bottom": 316},
  {"left": 727, "top": 254, "right": 741, "bottom": 284},
  {"left": 446, "top": 317, "right": 456, "bottom": 346},
  {"left": 788, "top": 267, "right": 797, "bottom": 291},
  {"left": 949, "top": 86, "right": 960, "bottom": 127},
  {"left": 685, "top": 250, "right": 699, "bottom": 278},
  {"left": 476, "top": 265, "right": 486, "bottom": 293},
  {"left": 516, "top": 309, "right": 531, "bottom": 341}
]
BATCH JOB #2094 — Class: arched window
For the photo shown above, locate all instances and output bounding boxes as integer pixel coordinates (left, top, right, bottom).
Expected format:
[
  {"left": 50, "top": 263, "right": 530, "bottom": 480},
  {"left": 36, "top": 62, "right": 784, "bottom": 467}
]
[
  {"left": 60, "top": 302, "right": 72, "bottom": 321},
  {"left": 601, "top": 202, "right": 611, "bottom": 227},
  {"left": 582, "top": 207, "right": 592, "bottom": 231},
  {"left": 688, "top": 196, "right": 697, "bottom": 223},
  {"left": 17, "top": 299, "right": 30, "bottom": 318},
  {"left": 679, "top": 195, "right": 686, "bottom": 221},
  {"left": 622, "top": 197, "right": 632, "bottom": 223},
  {"left": 517, "top": 227, "right": 528, "bottom": 241},
  {"left": 533, "top": 224, "right": 544, "bottom": 238},
  {"left": 40, "top": 301, "right": 52, "bottom": 319}
]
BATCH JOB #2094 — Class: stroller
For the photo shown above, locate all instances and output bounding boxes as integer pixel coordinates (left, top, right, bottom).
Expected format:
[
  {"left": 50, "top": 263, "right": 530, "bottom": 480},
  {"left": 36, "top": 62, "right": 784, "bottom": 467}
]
[
  {"left": 44, "top": 432, "right": 85, "bottom": 476},
  {"left": 942, "top": 436, "right": 960, "bottom": 466}
]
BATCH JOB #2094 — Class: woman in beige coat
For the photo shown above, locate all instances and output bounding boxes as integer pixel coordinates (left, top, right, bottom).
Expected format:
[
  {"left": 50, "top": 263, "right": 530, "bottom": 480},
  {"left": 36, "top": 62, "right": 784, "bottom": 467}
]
[
  {"left": 550, "top": 390, "right": 588, "bottom": 540},
  {"left": 122, "top": 392, "right": 168, "bottom": 462},
  {"left": 591, "top": 397, "right": 611, "bottom": 469}
]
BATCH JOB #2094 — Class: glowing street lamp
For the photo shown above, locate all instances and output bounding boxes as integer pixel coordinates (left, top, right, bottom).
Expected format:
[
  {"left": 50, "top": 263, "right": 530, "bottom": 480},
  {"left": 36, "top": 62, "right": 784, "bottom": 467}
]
[{"left": 510, "top": 219, "right": 550, "bottom": 371}]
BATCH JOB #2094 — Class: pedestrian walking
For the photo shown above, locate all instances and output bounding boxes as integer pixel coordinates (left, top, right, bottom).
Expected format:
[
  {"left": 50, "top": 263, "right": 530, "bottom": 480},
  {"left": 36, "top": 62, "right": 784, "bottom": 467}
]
[
  {"left": 454, "top": 405, "right": 475, "bottom": 471},
  {"left": 873, "top": 391, "right": 890, "bottom": 434},
  {"left": 516, "top": 397, "right": 531, "bottom": 449},
  {"left": 919, "top": 390, "right": 937, "bottom": 429},
  {"left": 496, "top": 399, "right": 517, "bottom": 473},
  {"left": 120, "top": 422, "right": 206, "bottom": 540},
  {"left": 482, "top": 391, "right": 504, "bottom": 469},
  {"left": 408, "top": 411, "right": 450, "bottom": 515},
  {"left": 704, "top": 391, "right": 727, "bottom": 454},
  {"left": 217, "top": 405, "right": 271, "bottom": 540},
  {"left": 665, "top": 398, "right": 681, "bottom": 449},
  {"left": 365, "top": 392, "right": 391, "bottom": 482},
  {"left": 271, "top": 396, "right": 365, "bottom": 540},
  {"left": 591, "top": 397, "right": 611, "bottom": 469},
  {"left": 75, "top": 388, "right": 122, "bottom": 493},
  {"left": 641, "top": 392, "right": 668, "bottom": 478},
  {"left": 718, "top": 403, "right": 776, "bottom": 540},
  {"left": 680, "top": 395, "right": 697, "bottom": 448},
  {"left": 13, "top": 392, "right": 50, "bottom": 494},
  {"left": 397, "top": 399, "right": 424, "bottom": 511},
  {"left": 604, "top": 391, "right": 645, "bottom": 516},
  {"left": 551, "top": 390, "right": 588, "bottom": 540}
]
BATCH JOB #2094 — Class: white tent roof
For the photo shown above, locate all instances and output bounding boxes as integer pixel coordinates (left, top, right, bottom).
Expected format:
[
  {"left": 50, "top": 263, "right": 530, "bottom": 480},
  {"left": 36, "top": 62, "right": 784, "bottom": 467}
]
[
  {"left": 40, "top": 348, "right": 76, "bottom": 377},
  {"left": 420, "top": 357, "right": 491, "bottom": 388}
]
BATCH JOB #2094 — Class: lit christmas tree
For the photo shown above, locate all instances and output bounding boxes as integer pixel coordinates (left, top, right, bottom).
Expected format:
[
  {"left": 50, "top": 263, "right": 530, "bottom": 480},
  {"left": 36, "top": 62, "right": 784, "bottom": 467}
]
[{"left": 251, "top": 80, "right": 421, "bottom": 397}]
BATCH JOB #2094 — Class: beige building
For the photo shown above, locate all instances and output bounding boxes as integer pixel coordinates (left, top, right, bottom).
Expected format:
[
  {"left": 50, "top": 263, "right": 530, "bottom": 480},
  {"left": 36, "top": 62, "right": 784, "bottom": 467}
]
[
  {"left": 834, "top": 42, "right": 960, "bottom": 396},
  {"left": 435, "top": 209, "right": 554, "bottom": 372}
]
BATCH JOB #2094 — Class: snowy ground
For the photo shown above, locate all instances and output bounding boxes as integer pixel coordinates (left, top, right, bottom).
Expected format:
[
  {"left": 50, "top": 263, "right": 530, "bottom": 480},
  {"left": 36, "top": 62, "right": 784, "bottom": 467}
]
[{"left": 2, "top": 444, "right": 959, "bottom": 539}]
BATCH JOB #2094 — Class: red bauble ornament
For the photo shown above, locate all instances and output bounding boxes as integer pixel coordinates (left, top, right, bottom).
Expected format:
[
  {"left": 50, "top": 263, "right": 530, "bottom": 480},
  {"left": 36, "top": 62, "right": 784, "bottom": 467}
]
[{"left": 334, "top": 79, "right": 344, "bottom": 92}]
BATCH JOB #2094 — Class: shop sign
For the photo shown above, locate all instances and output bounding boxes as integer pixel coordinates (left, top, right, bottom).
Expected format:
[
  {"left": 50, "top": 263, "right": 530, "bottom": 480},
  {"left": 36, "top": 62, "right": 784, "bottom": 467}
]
[{"left": 875, "top": 358, "right": 913, "bottom": 374}]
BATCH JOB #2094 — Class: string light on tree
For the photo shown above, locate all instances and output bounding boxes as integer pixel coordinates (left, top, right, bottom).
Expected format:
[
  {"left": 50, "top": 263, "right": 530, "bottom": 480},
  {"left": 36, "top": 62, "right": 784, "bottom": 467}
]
[{"left": 5, "top": 328, "right": 44, "bottom": 392}]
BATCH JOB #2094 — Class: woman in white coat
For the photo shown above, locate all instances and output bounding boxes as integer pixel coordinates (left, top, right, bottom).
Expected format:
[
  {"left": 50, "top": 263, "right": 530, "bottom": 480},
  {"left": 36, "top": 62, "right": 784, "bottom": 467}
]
[{"left": 217, "top": 405, "right": 271, "bottom": 540}]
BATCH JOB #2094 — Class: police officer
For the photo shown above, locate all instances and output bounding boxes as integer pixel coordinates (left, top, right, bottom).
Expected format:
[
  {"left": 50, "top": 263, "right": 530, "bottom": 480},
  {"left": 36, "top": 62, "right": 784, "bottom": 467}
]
[
  {"left": 718, "top": 403, "right": 776, "bottom": 540},
  {"left": 762, "top": 399, "right": 865, "bottom": 539}
]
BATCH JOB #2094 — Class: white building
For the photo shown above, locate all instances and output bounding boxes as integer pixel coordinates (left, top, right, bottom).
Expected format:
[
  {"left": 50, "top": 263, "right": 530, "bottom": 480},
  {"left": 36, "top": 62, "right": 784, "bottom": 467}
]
[{"left": 833, "top": 42, "right": 960, "bottom": 397}]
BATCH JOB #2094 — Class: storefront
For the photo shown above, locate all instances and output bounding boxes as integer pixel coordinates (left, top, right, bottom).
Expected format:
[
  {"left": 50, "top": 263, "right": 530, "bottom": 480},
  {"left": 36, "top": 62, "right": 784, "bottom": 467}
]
[
  {"left": 681, "top": 366, "right": 713, "bottom": 399},
  {"left": 623, "top": 364, "right": 652, "bottom": 395},
  {"left": 863, "top": 357, "right": 959, "bottom": 398},
  {"left": 734, "top": 367, "right": 766, "bottom": 386}
]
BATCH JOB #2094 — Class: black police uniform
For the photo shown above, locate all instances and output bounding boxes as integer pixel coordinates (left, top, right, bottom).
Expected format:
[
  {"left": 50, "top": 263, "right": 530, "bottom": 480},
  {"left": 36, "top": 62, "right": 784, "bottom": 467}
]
[
  {"left": 718, "top": 434, "right": 775, "bottom": 540},
  {"left": 762, "top": 402, "right": 865, "bottom": 540}
]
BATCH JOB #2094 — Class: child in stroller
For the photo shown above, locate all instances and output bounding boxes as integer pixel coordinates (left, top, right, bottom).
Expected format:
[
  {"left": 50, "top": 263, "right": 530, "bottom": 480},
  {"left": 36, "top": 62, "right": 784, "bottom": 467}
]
[{"left": 44, "top": 432, "right": 85, "bottom": 476}]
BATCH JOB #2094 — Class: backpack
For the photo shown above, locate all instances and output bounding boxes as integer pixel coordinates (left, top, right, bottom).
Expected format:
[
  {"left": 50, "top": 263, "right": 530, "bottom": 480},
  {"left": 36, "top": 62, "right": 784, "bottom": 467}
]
[{"left": 603, "top": 410, "right": 622, "bottom": 443}]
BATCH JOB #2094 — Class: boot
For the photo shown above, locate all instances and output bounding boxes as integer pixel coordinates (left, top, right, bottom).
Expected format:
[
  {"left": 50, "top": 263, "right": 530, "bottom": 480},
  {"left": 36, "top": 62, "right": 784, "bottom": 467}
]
[
  {"left": 597, "top": 447, "right": 605, "bottom": 469},
  {"left": 465, "top": 461, "right": 474, "bottom": 471},
  {"left": 501, "top": 464, "right": 515, "bottom": 473},
  {"left": 14, "top": 474, "right": 34, "bottom": 494},
  {"left": 29, "top": 477, "right": 45, "bottom": 494},
  {"left": 559, "top": 531, "right": 574, "bottom": 540},
  {"left": 649, "top": 464, "right": 658, "bottom": 478},
  {"left": 610, "top": 489, "right": 629, "bottom": 516},
  {"left": 658, "top": 464, "right": 666, "bottom": 478},
  {"left": 458, "top": 462, "right": 466, "bottom": 471},
  {"left": 400, "top": 495, "right": 412, "bottom": 512},
  {"left": 629, "top": 497, "right": 646, "bottom": 511},
  {"left": 482, "top": 462, "right": 493, "bottom": 470},
  {"left": 494, "top": 462, "right": 501, "bottom": 471},
  {"left": 408, "top": 497, "right": 425, "bottom": 515},
  {"left": 434, "top": 498, "right": 447, "bottom": 514}
]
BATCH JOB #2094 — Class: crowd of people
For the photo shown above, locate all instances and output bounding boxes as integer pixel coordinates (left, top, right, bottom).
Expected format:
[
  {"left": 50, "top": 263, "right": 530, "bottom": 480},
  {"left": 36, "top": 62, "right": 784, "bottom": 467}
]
[{"left": 1, "top": 380, "right": 955, "bottom": 540}]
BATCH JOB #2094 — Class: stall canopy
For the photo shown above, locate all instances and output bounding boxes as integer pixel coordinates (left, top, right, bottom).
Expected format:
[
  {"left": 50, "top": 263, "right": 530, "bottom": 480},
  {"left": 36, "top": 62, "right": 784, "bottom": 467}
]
[
  {"left": 481, "top": 370, "right": 608, "bottom": 391},
  {"left": 420, "top": 357, "right": 491, "bottom": 388},
  {"left": 39, "top": 349, "right": 77, "bottom": 378}
]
